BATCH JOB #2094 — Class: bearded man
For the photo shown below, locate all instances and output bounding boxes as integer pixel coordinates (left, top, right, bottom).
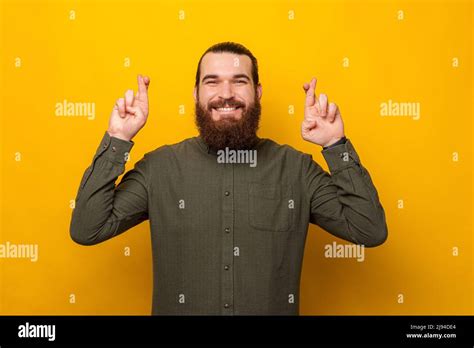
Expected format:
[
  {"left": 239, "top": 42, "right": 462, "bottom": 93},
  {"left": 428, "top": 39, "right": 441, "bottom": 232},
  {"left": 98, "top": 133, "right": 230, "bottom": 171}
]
[{"left": 70, "top": 42, "right": 388, "bottom": 315}]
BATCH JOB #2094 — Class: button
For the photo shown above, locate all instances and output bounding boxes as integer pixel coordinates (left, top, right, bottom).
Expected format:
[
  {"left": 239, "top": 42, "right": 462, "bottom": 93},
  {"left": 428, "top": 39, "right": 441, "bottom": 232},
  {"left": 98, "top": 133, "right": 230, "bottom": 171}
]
[
  {"left": 103, "top": 143, "right": 108, "bottom": 149},
  {"left": 112, "top": 146, "right": 117, "bottom": 152},
  {"left": 224, "top": 227, "right": 230, "bottom": 233},
  {"left": 224, "top": 265, "right": 230, "bottom": 270},
  {"left": 224, "top": 191, "right": 230, "bottom": 196},
  {"left": 224, "top": 303, "right": 230, "bottom": 309}
]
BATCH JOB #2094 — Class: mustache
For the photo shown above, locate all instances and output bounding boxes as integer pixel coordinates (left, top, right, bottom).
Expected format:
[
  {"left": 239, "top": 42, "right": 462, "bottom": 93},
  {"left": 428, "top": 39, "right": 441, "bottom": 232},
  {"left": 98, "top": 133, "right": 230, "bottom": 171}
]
[{"left": 207, "top": 99, "right": 246, "bottom": 110}]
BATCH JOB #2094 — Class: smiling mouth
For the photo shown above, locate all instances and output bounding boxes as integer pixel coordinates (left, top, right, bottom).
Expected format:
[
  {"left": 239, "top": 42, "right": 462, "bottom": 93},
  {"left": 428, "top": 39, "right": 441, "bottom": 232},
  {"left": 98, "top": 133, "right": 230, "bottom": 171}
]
[{"left": 212, "top": 106, "right": 243, "bottom": 113}]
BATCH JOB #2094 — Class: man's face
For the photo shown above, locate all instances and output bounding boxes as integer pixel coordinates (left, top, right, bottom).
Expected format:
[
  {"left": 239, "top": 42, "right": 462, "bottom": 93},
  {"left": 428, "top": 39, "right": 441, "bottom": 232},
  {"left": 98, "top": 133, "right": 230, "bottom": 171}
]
[{"left": 194, "top": 52, "right": 263, "bottom": 150}]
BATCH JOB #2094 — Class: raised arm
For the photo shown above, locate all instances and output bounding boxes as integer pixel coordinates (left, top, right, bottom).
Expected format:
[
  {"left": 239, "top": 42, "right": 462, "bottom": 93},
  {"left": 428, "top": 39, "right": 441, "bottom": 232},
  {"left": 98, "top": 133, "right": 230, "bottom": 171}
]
[
  {"left": 301, "top": 77, "right": 388, "bottom": 247},
  {"left": 70, "top": 75, "right": 152, "bottom": 245}
]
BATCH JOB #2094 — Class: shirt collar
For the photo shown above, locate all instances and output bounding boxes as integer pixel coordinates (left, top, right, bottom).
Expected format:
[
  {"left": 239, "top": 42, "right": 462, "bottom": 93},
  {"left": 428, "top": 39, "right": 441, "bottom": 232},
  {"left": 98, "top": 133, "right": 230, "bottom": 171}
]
[{"left": 194, "top": 135, "right": 264, "bottom": 156}]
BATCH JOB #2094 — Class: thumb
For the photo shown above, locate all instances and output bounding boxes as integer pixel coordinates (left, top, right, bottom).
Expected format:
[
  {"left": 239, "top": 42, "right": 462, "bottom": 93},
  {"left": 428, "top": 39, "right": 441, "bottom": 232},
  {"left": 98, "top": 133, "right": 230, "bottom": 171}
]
[{"left": 126, "top": 105, "right": 144, "bottom": 117}]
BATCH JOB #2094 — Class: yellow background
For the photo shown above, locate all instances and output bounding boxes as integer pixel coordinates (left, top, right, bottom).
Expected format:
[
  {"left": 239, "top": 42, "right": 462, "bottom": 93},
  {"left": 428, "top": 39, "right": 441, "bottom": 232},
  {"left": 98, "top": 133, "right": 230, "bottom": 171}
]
[{"left": 0, "top": 0, "right": 472, "bottom": 315}]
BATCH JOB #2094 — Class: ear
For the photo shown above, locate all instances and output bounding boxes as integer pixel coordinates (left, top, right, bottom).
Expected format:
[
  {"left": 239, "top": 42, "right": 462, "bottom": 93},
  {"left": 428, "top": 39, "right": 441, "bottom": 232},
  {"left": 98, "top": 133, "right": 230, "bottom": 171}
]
[
  {"left": 193, "top": 86, "right": 198, "bottom": 103},
  {"left": 256, "top": 83, "right": 263, "bottom": 100}
]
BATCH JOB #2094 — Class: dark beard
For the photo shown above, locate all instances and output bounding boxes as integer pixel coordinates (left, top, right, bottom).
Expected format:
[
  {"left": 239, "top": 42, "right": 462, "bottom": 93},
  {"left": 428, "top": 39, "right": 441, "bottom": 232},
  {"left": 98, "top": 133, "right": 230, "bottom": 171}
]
[{"left": 195, "top": 95, "right": 261, "bottom": 150}]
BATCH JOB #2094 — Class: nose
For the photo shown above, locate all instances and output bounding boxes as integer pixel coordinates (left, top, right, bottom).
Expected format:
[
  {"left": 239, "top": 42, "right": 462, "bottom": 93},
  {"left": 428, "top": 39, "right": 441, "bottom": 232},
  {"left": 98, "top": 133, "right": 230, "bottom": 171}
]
[{"left": 217, "top": 81, "right": 234, "bottom": 99}]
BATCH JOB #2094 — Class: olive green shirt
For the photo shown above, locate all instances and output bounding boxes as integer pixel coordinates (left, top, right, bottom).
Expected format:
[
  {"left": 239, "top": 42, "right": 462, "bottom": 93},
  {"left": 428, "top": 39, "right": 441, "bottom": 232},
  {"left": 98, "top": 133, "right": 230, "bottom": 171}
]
[{"left": 70, "top": 131, "right": 388, "bottom": 315}]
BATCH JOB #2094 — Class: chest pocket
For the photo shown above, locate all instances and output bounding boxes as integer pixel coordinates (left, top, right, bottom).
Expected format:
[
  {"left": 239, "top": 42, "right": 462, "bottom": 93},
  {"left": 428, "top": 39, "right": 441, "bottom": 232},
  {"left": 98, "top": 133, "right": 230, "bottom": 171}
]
[{"left": 248, "top": 183, "right": 293, "bottom": 232}]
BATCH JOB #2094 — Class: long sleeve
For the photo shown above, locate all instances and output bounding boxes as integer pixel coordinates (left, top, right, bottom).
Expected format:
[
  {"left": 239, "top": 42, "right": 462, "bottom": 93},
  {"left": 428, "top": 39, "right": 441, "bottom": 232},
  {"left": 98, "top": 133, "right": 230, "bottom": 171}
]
[
  {"left": 305, "top": 139, "right": 388, "bottom": 247},
  {"left": 70, "top": 131, "right": 149, "bottom": 246}
]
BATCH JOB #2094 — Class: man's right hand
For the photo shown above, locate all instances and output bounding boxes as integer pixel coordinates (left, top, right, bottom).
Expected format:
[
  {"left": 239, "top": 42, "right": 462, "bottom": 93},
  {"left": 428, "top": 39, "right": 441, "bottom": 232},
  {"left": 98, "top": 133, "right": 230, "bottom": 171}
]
[{"left": 107, "top": 74, "right": 151, "bottom": 142}]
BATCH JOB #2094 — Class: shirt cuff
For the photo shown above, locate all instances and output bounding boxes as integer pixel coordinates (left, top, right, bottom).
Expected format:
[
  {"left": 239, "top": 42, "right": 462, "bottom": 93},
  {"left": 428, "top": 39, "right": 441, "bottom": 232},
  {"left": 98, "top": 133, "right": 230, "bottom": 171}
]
[
  {"left": 321, "top": 138, "right": 361, "bottom": 172},
  {"left": 95, "top": 131, "right": 134, "bottom": 164},
  {"left": 322, "top": 136, "right": 347, "bottom": 150}
]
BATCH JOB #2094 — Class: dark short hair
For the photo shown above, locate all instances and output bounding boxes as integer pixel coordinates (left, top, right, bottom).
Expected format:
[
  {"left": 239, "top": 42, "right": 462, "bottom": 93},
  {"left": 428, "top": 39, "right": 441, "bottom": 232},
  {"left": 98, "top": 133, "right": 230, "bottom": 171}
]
[{"left": 195, "top": 42, "right": 259, "bottom": 88}]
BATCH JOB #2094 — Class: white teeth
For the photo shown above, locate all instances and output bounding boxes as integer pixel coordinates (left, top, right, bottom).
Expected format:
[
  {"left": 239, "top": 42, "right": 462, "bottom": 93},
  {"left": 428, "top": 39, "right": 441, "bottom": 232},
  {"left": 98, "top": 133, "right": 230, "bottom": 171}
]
[{"left": 216, "top": 107, "right": 237, "bottom": 112}]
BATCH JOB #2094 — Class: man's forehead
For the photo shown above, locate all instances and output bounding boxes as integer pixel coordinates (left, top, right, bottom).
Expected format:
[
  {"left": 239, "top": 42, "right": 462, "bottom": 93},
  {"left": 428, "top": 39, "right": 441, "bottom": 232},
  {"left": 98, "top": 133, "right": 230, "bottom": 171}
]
[{"left": 200, "top": 52, "right": 252, "bottom": 77}]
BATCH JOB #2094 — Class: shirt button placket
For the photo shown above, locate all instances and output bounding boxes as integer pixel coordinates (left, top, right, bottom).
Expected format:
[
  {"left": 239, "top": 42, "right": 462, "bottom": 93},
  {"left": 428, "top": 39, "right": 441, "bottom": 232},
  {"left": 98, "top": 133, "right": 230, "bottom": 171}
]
[{"left": 221, "top": 163, "right": 234, "bottom": 315}]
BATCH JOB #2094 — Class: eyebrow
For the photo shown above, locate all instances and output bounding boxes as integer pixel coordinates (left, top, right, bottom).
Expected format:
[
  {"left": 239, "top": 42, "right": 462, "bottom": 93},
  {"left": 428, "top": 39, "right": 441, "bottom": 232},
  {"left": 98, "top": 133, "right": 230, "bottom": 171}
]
[{"left": 201, "top": 74, "right": 251, "bottom": 83}]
